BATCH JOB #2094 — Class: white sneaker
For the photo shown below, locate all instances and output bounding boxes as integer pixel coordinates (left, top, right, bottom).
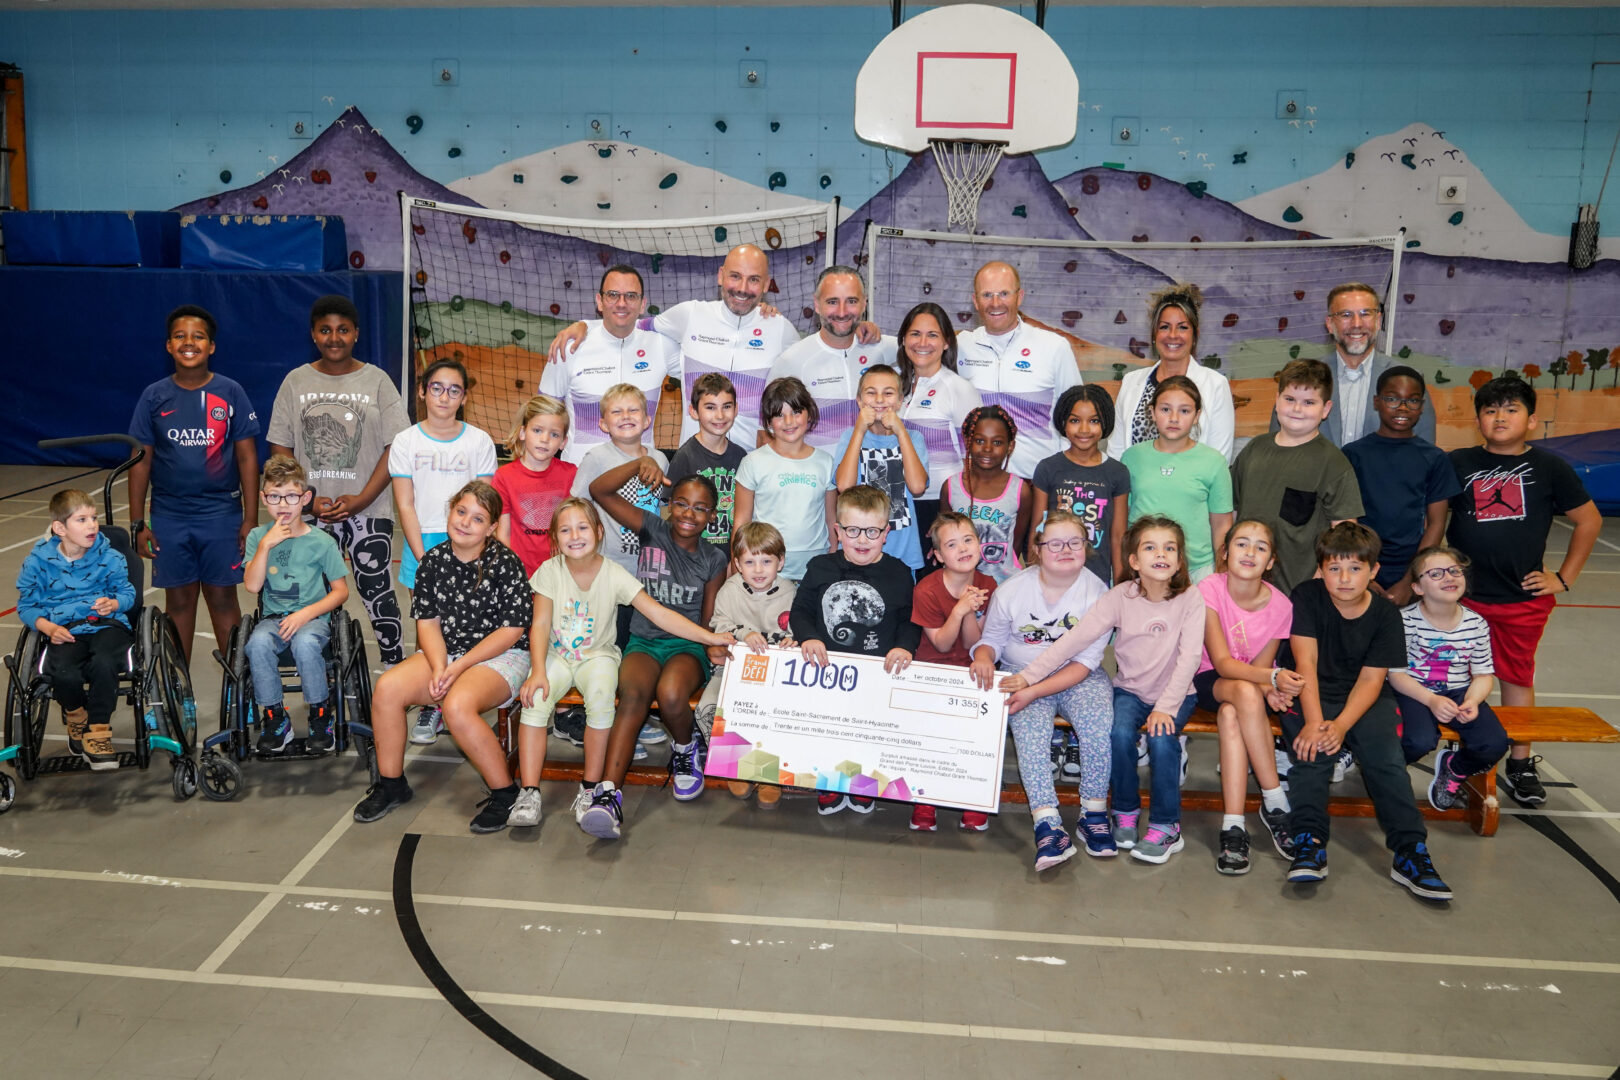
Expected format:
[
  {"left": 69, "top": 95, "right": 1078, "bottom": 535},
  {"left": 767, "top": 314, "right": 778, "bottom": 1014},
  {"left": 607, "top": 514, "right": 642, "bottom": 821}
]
[
  {"left": 410, "top": 706, "right": 443, "bottom": 745},
  {"left": 509, "top": 786, "right": 542, "bottom": 828},
  {"left": 571, "top": 786, "right": 593, "bottom": 824},
  {"left": 1178, "top": 734, "right": 1189, "bottom": 787},
  {"left": 1332, "top": 750, "right": 1354, "bottom": 784}
]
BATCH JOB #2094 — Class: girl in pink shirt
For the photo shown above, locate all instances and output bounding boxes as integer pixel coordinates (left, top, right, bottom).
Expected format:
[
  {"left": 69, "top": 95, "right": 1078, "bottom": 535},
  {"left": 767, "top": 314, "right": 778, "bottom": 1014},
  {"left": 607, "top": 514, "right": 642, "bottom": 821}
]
[
  {"left": 1007, "top": 515, "right": 1206, "bottom": 865},
  {"left": 1195, "top": 519, "right": 1305, "bottom": 875}
]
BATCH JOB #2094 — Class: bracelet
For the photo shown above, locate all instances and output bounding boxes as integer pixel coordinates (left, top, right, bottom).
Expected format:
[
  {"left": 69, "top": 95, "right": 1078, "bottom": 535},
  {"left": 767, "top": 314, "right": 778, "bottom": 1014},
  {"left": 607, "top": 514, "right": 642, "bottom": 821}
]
[
  {"left": 1269, "top": 667, "right": 1280, "bottom": 689},
  {"left": 1555, "top": 570, "right": 1569, "bottom": 591}
]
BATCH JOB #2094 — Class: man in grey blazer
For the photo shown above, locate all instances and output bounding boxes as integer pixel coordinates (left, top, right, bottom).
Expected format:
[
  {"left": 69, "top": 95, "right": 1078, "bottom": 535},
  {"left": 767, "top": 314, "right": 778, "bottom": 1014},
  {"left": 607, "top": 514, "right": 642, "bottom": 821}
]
[{"left": 1271, "top": 282, "right": 1436, "bottom": 446}]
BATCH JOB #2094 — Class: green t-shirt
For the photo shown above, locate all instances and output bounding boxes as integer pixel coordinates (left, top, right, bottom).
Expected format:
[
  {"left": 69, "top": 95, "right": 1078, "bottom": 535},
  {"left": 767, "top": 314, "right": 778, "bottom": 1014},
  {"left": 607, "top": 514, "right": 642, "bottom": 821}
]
[
  {"left": 1121, "top": 441, "right": 1233, "bottom": 575},
  {"left": 1230, "top": 433, "right": 1365, "bottom": 596},
  {"left": 244, "top": 524, "right": 348, "bottom": 620}
]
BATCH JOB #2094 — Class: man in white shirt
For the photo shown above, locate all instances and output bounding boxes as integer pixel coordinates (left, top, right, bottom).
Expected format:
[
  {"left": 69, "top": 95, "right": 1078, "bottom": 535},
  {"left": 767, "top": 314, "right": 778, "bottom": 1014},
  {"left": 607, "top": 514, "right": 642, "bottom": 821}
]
[
  {"left": 539, "top": 265, "right": 681, "bottom": 464},
  {"left": 768, "top": 265, "right": 896, "bottom": 453},
  {"left": 549, "top": 245, "right": 800, "bottom": 450},
  {"left": 954, "top": 261, "right": 1083, "bottom": 479},
  {"left": 1270, "top": 282, "right": 1436, "bottom": 446}
]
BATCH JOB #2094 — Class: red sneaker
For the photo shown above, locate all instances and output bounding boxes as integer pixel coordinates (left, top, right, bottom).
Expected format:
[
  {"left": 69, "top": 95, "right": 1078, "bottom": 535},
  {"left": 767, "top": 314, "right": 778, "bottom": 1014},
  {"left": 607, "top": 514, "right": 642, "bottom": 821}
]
[
  {"left": 817, "top": 791, "right": 848, "bottom": 815},
  {"left": 959, "top": 810, "right": 991, "bottom": 832},
  {"left": 909, "top": 803, "right": 938, "bottom": 832}
]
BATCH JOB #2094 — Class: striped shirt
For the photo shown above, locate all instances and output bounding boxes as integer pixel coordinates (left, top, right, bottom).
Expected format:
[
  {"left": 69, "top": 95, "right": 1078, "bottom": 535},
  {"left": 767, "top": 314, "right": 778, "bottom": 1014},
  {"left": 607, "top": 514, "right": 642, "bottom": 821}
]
[{"left": 1398, "top": 604, "right": 1494, "bottom": 693}]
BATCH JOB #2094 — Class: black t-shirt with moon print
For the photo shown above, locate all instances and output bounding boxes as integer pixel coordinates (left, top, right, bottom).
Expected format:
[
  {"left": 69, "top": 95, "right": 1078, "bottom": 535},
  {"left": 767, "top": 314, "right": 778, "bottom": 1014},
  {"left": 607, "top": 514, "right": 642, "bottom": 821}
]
[
  {"left": 790, "top": 552, "right": 921, "bottom": 656},
  {"left": 411, "top": 541, "right": 532, "bottom": 656}
]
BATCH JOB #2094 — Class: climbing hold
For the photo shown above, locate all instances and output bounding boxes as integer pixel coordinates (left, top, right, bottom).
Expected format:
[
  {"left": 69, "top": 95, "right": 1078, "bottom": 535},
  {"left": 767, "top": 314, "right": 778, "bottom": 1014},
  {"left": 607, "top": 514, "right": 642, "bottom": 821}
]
[
  {"left": 597, "top": 147, "right": 612, "bottom": 159},
  {"left": 1062, "top": 311, "right": 1081, "bottom": 328},
  {"left": 1222, "top": 313, "right": 1239, "bottom": 328},
  {"left": 1061, "top": 261, "right": 1079, "bottom": 275},
  {"left": 922, "top": 282, "right": 932, "bottom": 295},
  {"left": 714, "top": 120, "right": 728, "bottom": 133},
  {"left": 1277, "top": 317, "right": 1288, "bottom": 332},
  {"left": 767, "top": 278, "right": 779, "bottom": 294},
  {"left": 768, "top": 171, "right": 786, "bottom": 191},
  {"left": 1406, "top": 239, "right": 1421, "bottom": 248},
  {"left": 982, "top": 178, "right": 993, "bottom": 192},
  {"left": 512, "top": 173, "right": 524, "bottom": 184},
  {"left": 549, "top": 303, "right": 561, "bottom": 316},
  {"left": 1294, "top": 290, "right": 1306, "bottom": 301},
  {"left": 1114, "top": 311, "right": 1127, "bottom": 324},
  {"left": 219, "top": 170, "right": 232, "bottom": 183},
  {"left": 1190, "top": 236, "right": 1202, "bottom": 243},
  {"left": 499, "top": 250, "right": 511, "bottom": 264},
  {"left": 1232, "top": 152, "right": 1247, "bottom": 165},
  {"left": 1137, "top": 174, "right": 1152, "bottom": 191},
  {"left": 1186, "top": 181, "right": 1207, "bottom": 198},
  {"left": 500, "top": 300, "right": 513, "bottom": 313},
  {"left": 1439, "top": 319, "right": 1455, "bottom": 336},
  {"left": 1281, "top": 206, "right": 1303, "bottom": 223},
  {"left": 1345, "top": 151, "right": 1356, "bottom": 168},
  {"left": 650, "top": 254, "right": 664, "bottom": 273},
  {"left": 563, "top": 280, "right": 572, "bottom": 288},
  {"left": 597, "top": 251, "right": 611, "bottom": 267},
  {"left": 462, "top": 221, "right": 477, "bottom": 243},
  {"left": 1127, "top": 338, "right": 1148, "bottom": 358},
  {"left": 1398, "top": 346, "right": 1413, "bottom": 358},
  {"left": 1288, "top": 345, "right": 1301, "bottom": 359},
  {"left": 659, "top": 172, "right": 678, "bottom": 190},
  {"left": 406, "top": 115, "right": 423, "bottom": 134},
  {"left": 713, "top": 226, "right": 728, "bottom": 243},
  {"left": 764, "top": 227, "right": 783, "bottom": 249},
  {"left": 448, "top": 147, "right": 461, "bottom": 158},
  {"left": 1081, "top": 175, "right": 1100, "bottom": 195},
  {"left": 770, "top": 121, "right": 780, "bottom": 132},
  {"left": 413, "top": 224, "right": 426, "bottom": 236},
  {"left": 449, "top": 295, "right": 465, "bottom": 312},
  {"left": 413, "top": 324, "right": 431, "bottom": 342},
  {"left": 415, "top": 270, "right": 427, "bottom": 285},
  {"left": 1403, "top": 293, "right": 1414, "bottom": 304},
  {"left": 1132, "top": 234, "right": 1149, "bottom": 243},
  {"left": 252, "top": 196, "right": 269, "bottom": 210},
  {"left": 647, "top": 305, "right": 661, "bottom": 316},
  {"left": 1011, "top": 205, "right": 1027, "bottom": 218},
  {"left": 596, "top": 202, "right": 611, "bottom": 210},
  {"left": 957, "top": 312, "right": 973, "bottom": 323},
  {"left": 206, "top": 197, "right": 220, "bottom": 210},
  {"left": 310, "top": 169, "right": 331, "bottom": 185},
  {"left": 1434, "top": 368, "right": 1450, "bottom": 384},
  {"left": 365, "top": 170, "right": 378, "bottom": 183},
  {"left": 1400, "top": 153, "right": 1416, "bottom": 169},
  {"left": 820, "top": 175, "right": 832, "bottom": 189},
  {"left": 514, "top": 379, "right": 524, "bottom": 390},
  {"left": 1448, "top": 211, "right": 1464, "bottom": 226},
  {"left": 511, "top": 329, "right": 526, "bottom": 342},
  {"left": 349, "top": 251, "right": 365, "bottom": 269},
  {"left": 561, "top": 174, "right": 578, "bottom": 184},
  {"left": 1446, "top": 264, "right": 1456, "bottom": 278},
  {"left": 803, "top": 307, "right": 815, "bottom": 320},
  {"left": 1068, "top": 206, "right": 1078, "bottom": 216}
]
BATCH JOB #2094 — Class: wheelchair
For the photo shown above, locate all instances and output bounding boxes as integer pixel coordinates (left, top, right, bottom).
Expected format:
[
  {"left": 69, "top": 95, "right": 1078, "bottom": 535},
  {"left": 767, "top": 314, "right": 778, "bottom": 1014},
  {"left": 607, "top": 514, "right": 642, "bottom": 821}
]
[
  {"left": 0, "top": 434, "right": 227, "bottom": 812},
  {"left": 208, "top": 564, "right": 378, "bottom": 794}
]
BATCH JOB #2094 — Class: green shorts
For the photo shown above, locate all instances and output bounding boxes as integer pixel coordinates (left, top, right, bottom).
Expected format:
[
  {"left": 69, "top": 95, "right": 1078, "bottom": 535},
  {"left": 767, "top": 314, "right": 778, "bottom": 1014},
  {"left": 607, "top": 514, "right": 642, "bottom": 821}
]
[{"left": 623, "top": 634, "right": 712, "bottom": 681}]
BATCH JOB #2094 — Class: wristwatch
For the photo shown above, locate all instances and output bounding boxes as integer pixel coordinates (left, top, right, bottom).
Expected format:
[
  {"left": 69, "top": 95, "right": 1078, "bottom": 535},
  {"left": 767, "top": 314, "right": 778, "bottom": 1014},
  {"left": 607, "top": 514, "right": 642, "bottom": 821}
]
[{"left": 130, "top": 519, "right": 147, "bottom": 534}]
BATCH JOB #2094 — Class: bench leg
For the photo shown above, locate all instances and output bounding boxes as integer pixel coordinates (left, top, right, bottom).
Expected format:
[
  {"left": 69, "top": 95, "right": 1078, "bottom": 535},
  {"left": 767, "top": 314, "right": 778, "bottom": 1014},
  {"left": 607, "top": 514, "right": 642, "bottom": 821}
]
[
  {"left": 1464, "top": 768, "right": 1499, "bottom": 837},
  {"left": 495, "top": 705, "right": 518, "bottom": 775}
]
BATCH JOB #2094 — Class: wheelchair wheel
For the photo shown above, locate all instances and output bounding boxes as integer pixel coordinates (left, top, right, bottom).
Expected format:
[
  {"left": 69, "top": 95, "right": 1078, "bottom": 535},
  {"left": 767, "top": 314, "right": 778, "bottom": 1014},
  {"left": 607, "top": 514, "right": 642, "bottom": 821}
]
[
  {"left": 199, "top": 750, "right": 243, "bottom": 801},
  {"left": 156, "top": 617, "right": 198, "bottom": 753},
  {"left": 223, "top": 621, "right": 255, "bottom": 762},
  {"left": 172, "top": 755, "right": 198, "bottom": 800},
  {"left": 0, "top": 771, "right": 15, "bottom": 813},
  {"left": 6, "top": 631, "right": 51, "bottom": 782}
]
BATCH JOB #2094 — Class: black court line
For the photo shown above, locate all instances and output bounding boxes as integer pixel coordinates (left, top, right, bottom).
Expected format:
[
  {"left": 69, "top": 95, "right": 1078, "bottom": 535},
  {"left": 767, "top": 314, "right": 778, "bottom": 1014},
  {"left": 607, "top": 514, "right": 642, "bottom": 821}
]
[
  {"left": 392, "top": 833, "right": 590, "bottom": 1080},
  {"left": 1515, "top": 813, "right": 1620, "bottom": 907},
  {"left": 0, "top": 467, "right": 105, "bottom": 502}
]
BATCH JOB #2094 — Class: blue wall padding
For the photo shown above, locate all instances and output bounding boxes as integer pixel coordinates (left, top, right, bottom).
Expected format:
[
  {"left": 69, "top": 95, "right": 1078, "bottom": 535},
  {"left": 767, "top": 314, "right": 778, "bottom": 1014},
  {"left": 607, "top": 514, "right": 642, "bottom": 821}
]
[
  {"left": 2, "top": 211, "right": 181, "bottom": 267},
  {"left": 0, "top": 268, "right": 401, "bottom": 466},
  {"left": 179, "top": 215, "right": 348, "bottom": 272}
]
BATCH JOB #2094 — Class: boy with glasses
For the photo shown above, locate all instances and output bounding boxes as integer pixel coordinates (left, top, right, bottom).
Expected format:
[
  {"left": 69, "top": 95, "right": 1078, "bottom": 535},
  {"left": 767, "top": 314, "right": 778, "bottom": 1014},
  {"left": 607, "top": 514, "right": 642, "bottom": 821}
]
[{"left": 1342, "top": 366, "right": 1460, "bottom": 604}]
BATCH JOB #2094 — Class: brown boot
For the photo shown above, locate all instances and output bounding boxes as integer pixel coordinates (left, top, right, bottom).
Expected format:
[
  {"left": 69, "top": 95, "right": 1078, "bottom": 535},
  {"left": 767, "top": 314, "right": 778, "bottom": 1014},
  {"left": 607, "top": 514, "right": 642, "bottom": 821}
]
[
  {"left": 63, "top": 707, "right": 91, "bottom": 757},
  {"left": 82, "top": 723, "right": 119, "bottom": 771}
]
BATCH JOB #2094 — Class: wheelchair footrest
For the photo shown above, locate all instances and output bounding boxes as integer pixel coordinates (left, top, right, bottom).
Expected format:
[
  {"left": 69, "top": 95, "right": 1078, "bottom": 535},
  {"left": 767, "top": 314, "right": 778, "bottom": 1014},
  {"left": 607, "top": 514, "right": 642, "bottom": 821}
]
[
  {"left": 254, "top": 738, "right": 334, "bottom": 762},
  {"left": 35, "top": 751, "right": 141, "bottom": 775}
]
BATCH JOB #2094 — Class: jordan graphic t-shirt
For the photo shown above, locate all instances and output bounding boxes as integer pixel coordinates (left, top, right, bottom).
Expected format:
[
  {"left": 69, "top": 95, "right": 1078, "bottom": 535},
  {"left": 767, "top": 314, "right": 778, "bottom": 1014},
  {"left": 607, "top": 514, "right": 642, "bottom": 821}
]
[
  {"left": 130, "top": 374, "right": 261, "bottom": 518},
  {"left": 1445, "top": 445, "right": 1590, "bottom": 604}
]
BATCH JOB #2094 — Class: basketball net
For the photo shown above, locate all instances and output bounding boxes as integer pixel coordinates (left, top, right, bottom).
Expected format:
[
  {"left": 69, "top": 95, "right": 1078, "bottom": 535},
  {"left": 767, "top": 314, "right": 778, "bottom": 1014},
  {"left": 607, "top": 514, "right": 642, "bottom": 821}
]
[{"left": 930, "top": 139, "right": 1005, "bottom": 232}]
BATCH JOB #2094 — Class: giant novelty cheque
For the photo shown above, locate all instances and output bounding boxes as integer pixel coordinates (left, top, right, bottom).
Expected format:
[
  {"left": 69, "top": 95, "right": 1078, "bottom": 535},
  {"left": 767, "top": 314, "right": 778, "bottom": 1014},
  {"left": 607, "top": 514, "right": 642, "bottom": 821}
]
[{"left": 706, "top": 645, "right": 1009, "bottom": 813}]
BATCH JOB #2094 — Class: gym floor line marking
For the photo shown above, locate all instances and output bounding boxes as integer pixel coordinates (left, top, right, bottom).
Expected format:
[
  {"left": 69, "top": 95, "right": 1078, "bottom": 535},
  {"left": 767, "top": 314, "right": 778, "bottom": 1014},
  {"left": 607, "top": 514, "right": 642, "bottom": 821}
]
[
  {"left": 2, "top": 950, "right": 1598, "bottom": 1077},
  {"left": 2, "top": 861, "right": 1617, "bottom": 977},
  {"left": 1537, "top": 759, "right": 1620, "bottom": 841},
  {"left": 1555, "top": 518, "right": 1620, "bottom": 554}
]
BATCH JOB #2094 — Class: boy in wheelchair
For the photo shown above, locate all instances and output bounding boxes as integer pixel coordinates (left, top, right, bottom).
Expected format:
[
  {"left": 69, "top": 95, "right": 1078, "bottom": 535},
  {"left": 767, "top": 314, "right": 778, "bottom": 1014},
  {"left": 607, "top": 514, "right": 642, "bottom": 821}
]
[
  {"left": 16, "top": 489, "right": 139, "bottom": 770},
  {"left": 243, "top": 456, "right": 350, "bottom": 755}
]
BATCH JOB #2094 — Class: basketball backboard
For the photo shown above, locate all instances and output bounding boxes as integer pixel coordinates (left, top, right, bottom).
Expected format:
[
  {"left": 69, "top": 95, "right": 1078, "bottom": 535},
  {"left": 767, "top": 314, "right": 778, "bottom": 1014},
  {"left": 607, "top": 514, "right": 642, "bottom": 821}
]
[{"left": 854, "top": 4, "right": 1078, "bottom": 154}]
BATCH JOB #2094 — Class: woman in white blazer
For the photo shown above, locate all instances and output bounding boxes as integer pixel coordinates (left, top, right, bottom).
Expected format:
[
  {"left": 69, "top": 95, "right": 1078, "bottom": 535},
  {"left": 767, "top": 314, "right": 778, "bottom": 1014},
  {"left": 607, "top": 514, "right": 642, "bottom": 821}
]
[{"left": 1107, "top": 283, "right": 1236, "bottom": 464}]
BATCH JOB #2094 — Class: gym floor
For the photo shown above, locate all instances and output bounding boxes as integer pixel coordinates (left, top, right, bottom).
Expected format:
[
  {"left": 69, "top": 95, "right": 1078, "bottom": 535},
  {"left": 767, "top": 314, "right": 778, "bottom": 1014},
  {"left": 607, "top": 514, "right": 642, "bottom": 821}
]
[{"left": 0, "top": 462, "right": 1616, "bottom": 1080}]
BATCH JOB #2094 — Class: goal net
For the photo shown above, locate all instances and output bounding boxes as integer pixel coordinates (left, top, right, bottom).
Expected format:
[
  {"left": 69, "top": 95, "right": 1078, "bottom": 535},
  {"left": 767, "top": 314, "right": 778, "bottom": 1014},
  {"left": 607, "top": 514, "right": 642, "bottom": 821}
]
[
  {"left": 403, "top": 196, "right": 839, "bottom": 447},
  {"left": 863, "top": 224, "right": 1405, "bottom": 393}
]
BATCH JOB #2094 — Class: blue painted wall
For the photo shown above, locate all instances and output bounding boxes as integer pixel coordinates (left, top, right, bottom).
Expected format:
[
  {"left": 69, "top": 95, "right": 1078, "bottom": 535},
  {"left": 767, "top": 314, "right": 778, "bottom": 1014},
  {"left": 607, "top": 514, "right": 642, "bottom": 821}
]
[{"left": 2, "top": 6, "right": 1618, "bottom": 239}]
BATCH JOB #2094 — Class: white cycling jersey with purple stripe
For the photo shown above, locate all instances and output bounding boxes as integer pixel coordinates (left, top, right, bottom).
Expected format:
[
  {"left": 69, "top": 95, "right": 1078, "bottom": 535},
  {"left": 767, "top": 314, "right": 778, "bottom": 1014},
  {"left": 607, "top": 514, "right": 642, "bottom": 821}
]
[
  {"left": 902, "top": 368, "right": 983, "bottom": 497},
  {"left": 650, "top": 300, "right": 801, "bottom": 450},
  {"left": 768, "top": 332, "right": 898, "bottom": 454}
]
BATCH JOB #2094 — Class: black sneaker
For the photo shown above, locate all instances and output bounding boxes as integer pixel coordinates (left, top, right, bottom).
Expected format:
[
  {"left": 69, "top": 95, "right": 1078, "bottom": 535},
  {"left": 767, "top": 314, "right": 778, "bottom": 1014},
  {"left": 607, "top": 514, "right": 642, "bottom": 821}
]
[
  {"left": 1216, "top": 825, "right": 1251, "bottom": 875},
  {"left": 257, "top": 706, "right": 294, "bottom": 756},
  {"left": 552, "top": 706, "right": 587, "bottom": 748},
  {"left": 470, "top": 785, "right": 520, "bottom": 834},
  {"left": 306, "top": 703, "right": 333, "bottom": 754},
  {"left": 1060, "top": 740, "right": 1082, "bottom": 782},
  {"left": 1260, "top": 804, "right": 1293, "bottom": 858},
  {"left": 1391, "top": 842, "right": 1453, "bottom": 901},
  {"left": 1287, "top": 832, "right": 1328, "bottom": 884},
  {"left": 1503, "top": 756, "right": 1547, "bottom": 808},
  {"left": 353, "top": 777, "right": 413, "bottom": 823}
]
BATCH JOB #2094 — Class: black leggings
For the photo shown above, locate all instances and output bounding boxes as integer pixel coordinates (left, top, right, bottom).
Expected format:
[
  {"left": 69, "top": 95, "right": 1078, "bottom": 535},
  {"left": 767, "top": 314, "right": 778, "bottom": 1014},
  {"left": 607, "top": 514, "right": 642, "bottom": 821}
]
[{"left": 321, "top": 515, "right": 404, "bottom": 666}]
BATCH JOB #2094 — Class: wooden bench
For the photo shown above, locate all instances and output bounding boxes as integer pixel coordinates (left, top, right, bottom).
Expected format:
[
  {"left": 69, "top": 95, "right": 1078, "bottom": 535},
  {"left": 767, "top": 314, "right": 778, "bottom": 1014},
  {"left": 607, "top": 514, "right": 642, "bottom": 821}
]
[{"left": 493, "top": 696, "right": 1616, "bottom": 838}]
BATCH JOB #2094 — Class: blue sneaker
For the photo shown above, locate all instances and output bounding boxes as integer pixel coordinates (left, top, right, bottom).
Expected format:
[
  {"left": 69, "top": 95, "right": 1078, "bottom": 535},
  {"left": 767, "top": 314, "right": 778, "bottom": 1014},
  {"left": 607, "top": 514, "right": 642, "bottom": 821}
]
[
  {"left": 638, "top": 720, "right": 668, "bottom": 745},
  {"left": 632, "top": 740, "right": 650, "bottom": 762},
  {"left": 1391, "top": 843, "right": 1452, "bottom": 901},
  {"left": 1033, "top": 818, "right": 1076, "bottom": 871},
  {"left": 1076, "top": 810, "right": 1117, "bottom": 857},
  {"left": 1287, "top": 832, "right": 1328, "bottom": 884},
  {"left": 669, "top": 737, "right": 707, "bottom": 802}
]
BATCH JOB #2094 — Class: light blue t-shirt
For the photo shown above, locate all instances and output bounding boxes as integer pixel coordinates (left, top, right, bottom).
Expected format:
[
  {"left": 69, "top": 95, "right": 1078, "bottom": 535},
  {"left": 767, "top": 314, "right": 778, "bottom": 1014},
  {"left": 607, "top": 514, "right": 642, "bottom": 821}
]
[
  {"left": 735, "top": 444, "right": 836, "bottom": 581},
  {"left": 833, "top": 426, "right": 930, "bottom": 571}
]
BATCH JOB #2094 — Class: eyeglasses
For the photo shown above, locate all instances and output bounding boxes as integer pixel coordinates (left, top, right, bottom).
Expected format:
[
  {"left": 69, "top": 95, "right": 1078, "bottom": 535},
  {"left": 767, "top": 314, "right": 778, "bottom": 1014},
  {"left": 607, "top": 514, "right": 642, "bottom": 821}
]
[
  {"left": 1376, "top": 394, "right": 1423, "bottom": 409},
  {"left": 976, "top": 290, "right": 1016, "bottom": 303},
  {"left": 600, "top": 290, "right": 643, "bottom": 303},
  {"left": 837, "top": 523, "right": 885, "bottom": 539},
  {"left": 263, "top": 493, "right": 303, "bottom": 506},
  {"left": 1421, "top": 565, "right": 1466, "bottom": 581},
  {"left": 1037, "top": 538, "right": 1085, "bottom": 553},
  {"left": 1330, "top": 308, "right": 1379, "bottom": 323},
  {"left": 426, "top": 382, "right": 465, "bottom": 399}
]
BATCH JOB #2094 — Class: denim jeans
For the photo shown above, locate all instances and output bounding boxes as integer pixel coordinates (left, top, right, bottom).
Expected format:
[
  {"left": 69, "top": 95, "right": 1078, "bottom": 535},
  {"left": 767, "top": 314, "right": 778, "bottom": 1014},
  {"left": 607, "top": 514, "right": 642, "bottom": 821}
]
[
  {"left": 245, "top": 616, "right": 330, "bottom": 707},
  {"left": 1109, "top": 688, "right": 1199, "bottom": 825}
]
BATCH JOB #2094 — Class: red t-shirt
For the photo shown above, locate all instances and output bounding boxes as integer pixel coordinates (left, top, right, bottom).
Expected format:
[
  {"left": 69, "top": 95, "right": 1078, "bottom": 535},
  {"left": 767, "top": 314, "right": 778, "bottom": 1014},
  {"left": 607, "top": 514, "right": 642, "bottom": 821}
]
[
  {"left": 492, "top": 458, "right": 578, "bottom": 576},
  {"left": 911, "top": 570, "right": 997, "bottom": 666}
]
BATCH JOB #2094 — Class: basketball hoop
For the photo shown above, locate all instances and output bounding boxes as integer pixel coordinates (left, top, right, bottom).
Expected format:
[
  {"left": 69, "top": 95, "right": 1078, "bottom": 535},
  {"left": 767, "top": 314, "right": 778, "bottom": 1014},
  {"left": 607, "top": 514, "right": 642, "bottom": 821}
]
[{"left": 931, "top": 139, "right": 1005, "bottom": 233}]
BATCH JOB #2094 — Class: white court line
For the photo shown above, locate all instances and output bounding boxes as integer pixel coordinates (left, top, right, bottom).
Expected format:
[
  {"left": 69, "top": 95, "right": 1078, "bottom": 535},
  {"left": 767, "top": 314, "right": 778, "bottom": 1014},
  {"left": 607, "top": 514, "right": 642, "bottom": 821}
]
[
  {"left": 0, "top": 953, "right": 1605, "bottom": 1077},
  {"left": 1501, "top": 808, "right": 1620, "bottom": 820},
  {"left": 3, "top": 863, "right": 1617, "bottom": 976},
  {"left": 1535, "top": 758, "right": 1620, "bottom": 841},
  {"left": 1534, "top": 692, "right": 1620, "bottom": 701},
  {"left": 1554, "top": 517, "right": 1620, "bottom": 553},
  {"left": 194, "top": 808, "right": 357, "bottom": 974}
]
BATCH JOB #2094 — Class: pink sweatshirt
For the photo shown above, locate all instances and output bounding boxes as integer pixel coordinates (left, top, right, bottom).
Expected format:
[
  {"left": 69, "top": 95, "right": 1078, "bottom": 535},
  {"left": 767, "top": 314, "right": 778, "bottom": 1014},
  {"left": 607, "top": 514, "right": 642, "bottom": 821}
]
[{"left": 1019, "top": 582, "right": 1206, "bottom": 713}]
